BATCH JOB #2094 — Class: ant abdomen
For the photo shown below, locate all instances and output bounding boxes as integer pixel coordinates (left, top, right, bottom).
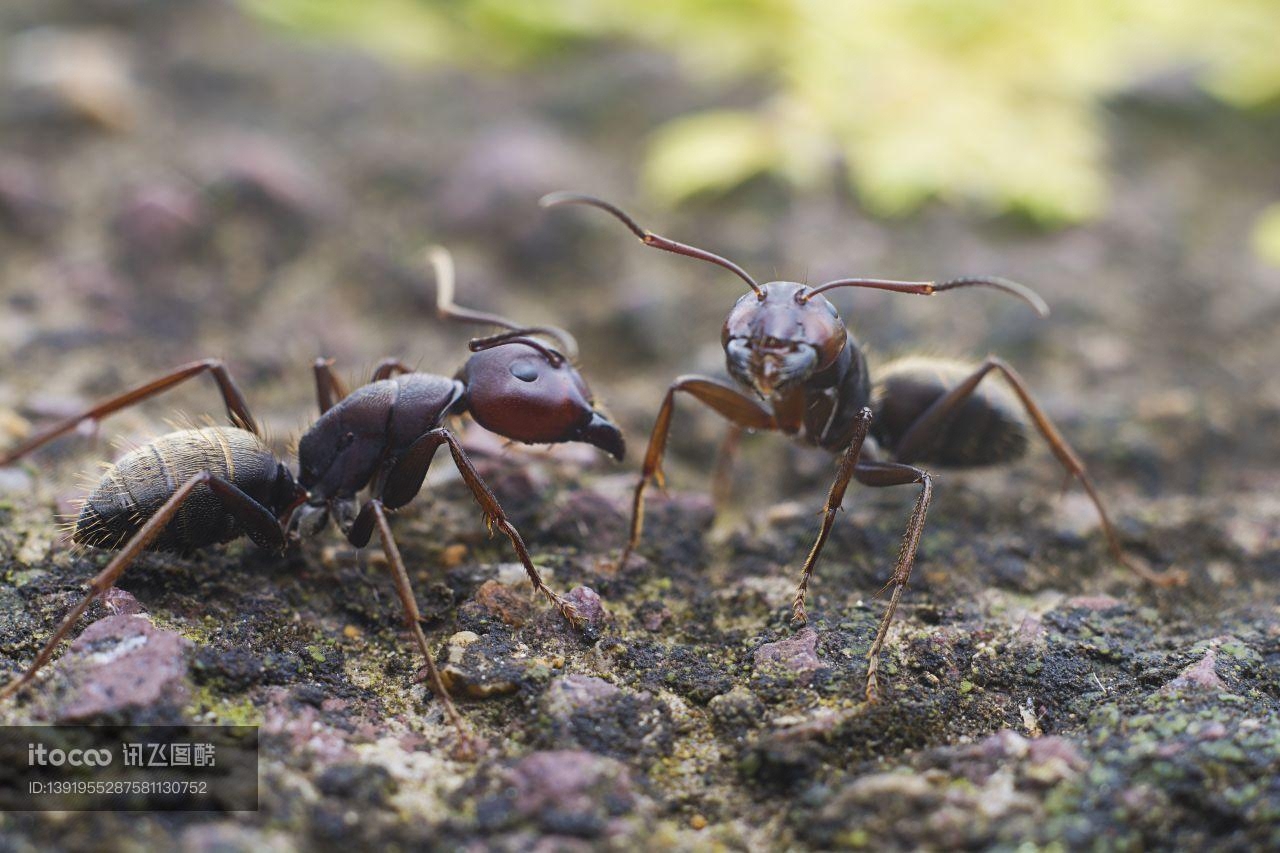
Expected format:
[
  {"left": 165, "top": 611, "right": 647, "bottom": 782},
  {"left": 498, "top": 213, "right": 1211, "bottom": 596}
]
[
  {"left": 75, "top": 426, "right": 280, "bottom": 553},
  {"left": 872, "top": 356, "right": 1028, "bottom": 468}
]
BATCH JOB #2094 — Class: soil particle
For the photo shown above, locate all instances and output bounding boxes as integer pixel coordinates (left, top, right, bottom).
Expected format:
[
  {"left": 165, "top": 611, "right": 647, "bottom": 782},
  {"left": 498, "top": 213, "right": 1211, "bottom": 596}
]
[
  {"left": 1162, "top": 645, "right": 1227, "bottom": 693},
  {"left": 53, "top": 614, "right": 191, "bottom": 722},
  {"left": 754, "top": 627, "right": 824, "bottom": 681},
  {"left": 464, "top": 749, "right": 651, "bottom": 840},
  {"left": 538, "top": 674, "right": 673, "bottom": 759}
]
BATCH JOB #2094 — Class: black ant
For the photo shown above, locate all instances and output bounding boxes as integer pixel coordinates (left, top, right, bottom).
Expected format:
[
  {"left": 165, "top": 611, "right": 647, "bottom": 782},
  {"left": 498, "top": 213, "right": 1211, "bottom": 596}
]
[
  {"left": 541, "top": 192, "right": 1183, "bottom": 702},
  {"left": 0, "top": 247, "right": 624, "bottom": 745}
]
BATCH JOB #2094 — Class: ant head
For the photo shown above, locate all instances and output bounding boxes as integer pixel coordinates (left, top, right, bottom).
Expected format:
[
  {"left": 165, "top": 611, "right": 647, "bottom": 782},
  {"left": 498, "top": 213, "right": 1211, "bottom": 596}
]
[
  {"left": 722, "top": 283, "right": 847, "bottom": 397},
  {"left": 429, "top": 245, "right": 625, "bottom": 462},
  {"left": 459, "top": 340, "right": 625, "bottom": 461}
]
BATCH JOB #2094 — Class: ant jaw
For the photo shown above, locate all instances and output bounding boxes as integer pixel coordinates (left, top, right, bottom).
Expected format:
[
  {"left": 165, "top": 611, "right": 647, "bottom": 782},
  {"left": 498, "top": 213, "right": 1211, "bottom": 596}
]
[
  {"left": 578, "top": 411, "right": 626, "bottom": 462},
  {"left": 727, "top": 340, "right": 820, "bottom": 399}
]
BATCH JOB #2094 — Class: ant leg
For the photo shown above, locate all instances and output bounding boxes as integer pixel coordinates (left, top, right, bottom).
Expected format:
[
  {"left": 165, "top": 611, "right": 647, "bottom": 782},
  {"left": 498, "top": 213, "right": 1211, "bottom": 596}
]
[
  {"left": 1, "top": 359, "right": 258, "bottom": 465},
  {"left": 891, "top": 356, "right": 1183, "bottom": 587},
  {"left": 313, "top": 358, "right": 350, "bottom": 414},
  {"left": 711, "top": 424, "right": 744, "bottom": 510},
  {"left": 378, "top": 428, "right": 582, "bottom": 627},
  {"left": 853, "top": 460, "right": 934, "bottom": 703},
  {"left": 347, "top": 499, "right": 471, "bottom": 749},
  {"left": 790, "top": 408, "right": 874, "bottom": 626},
  {"left": 0, "top": 471, "right": 283, "bottom": 700},
  {"left": 370, "top": 359, "right": 416, "bottom": 382},
  {"left": 621, "top": 375, "right": 777, "bottom": 569}
]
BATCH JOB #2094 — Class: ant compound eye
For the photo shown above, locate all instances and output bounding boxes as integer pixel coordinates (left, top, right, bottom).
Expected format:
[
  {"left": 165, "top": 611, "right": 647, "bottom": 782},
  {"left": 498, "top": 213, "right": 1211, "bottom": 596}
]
[
  {"left": 825, "top": 301, "right": 838, "bottom": 318},
  {"left": 509, "top": 359, "right": 539, "bottom": 383}
]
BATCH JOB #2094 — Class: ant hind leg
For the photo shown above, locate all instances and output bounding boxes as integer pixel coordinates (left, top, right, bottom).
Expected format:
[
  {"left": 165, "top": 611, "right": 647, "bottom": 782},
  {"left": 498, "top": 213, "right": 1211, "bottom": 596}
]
[
  {"left": 878, "top": 356, "right": 1183, "bottom": 587},
  {"left": 1, "top": 359, "right": 260, "bottom": 466}
]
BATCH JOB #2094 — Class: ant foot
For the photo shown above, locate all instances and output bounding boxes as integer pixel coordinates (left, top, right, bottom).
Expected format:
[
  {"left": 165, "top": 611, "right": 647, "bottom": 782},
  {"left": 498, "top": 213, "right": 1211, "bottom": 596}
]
[
  {"left": 1148, "top": 568, "right": 1189, "bottom": 588},
  {"left": 1125, "top": 555, "right": 1188, "bottom": 588},
  {"left": 790, "top": 596, "right": 809, "bottom": 627},
  {"left": 450, "top": 732, "right": 487, "bottom": 762},
  {"left": 546, "top": 592, "right": 584, "bottom": 630}
]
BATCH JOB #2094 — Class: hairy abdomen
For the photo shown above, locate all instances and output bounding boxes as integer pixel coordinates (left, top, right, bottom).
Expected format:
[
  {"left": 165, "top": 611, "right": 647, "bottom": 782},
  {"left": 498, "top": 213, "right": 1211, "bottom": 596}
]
[
  {"left": 74, "top": 427, "right": 278, "bottom": 553},
  {"left": 872, "top": 356, "right": 1028, "bottom": 468}
]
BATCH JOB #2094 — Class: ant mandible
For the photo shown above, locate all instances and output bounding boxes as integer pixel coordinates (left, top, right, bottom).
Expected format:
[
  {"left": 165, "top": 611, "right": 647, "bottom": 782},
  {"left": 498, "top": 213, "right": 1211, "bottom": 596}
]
[
  {"left": 0, "top": 247, "right": 625, "bottom": 745},
  {"left": 541, "top": 192, "right": 1183, "bottom": 702}
]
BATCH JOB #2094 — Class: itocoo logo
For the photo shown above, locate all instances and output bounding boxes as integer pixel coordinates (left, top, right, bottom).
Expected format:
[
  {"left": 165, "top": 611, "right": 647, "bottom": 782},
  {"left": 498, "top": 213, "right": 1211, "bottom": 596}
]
[{"left": 28, "top": 743, "right": 113, "bottom": 766}]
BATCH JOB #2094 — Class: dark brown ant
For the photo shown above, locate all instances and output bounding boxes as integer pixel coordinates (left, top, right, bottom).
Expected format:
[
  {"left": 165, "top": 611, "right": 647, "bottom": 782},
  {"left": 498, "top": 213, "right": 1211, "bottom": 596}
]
[
  {"left": 0, "top": 247, "right": 624, "bottom": 745},
  {"left": 541, "top": 192, "right": 1184, "bottom": 702}
]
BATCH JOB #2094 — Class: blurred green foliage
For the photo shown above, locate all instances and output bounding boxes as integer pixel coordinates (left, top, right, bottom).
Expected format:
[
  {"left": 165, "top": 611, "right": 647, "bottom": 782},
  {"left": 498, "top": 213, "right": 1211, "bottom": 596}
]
[
  {"left": 245, "top": 0, "right": 1280, "bottom": 229},
  {"left": 1254, "top": 205, "right": 1280, "bottom": 268}
]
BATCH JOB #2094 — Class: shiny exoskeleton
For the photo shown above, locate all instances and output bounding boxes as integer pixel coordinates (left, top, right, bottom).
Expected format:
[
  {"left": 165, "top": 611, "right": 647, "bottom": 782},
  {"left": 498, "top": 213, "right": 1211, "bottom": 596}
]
[
  {"left": 542, "top": 192, "right": 1183, "bottom": 703},
  {"left": 0, "top": 247, "right": 623, "bottom": 750}
]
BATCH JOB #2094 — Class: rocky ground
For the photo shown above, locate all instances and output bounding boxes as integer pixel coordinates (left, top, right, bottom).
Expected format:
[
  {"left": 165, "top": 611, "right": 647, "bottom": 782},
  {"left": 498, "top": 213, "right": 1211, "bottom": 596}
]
[{"left": 1, "top": 1, "right": 1278, "bottom": 850}]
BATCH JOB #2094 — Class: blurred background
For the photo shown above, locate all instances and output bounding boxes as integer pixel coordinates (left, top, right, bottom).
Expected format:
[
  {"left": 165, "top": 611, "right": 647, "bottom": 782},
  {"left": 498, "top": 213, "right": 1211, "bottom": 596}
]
[{"left": 1, "top": 0, "right": 1278, "bottom": 508}]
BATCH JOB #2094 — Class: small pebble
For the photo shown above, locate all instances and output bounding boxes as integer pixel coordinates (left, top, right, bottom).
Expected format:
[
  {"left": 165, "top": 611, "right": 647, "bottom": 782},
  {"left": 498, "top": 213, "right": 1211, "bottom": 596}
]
[
  {"left": 55, "top": 615, "right": 191, "bottom": 722},
  {"left": 755, "top": 627, "right": 823, "bottom": 679},
  {"left": 440, "top": 543, "right": 468, "bottom": 567}
]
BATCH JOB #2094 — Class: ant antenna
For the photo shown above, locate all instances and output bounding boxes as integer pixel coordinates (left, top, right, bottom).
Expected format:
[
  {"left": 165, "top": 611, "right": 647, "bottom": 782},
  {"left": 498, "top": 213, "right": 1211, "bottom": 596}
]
[
  {"left": 540, "top": 192, "right": 765, "bottom": 300},
  {"left": 468, "top": 330, "right": 566, "bottom": 367},
  {"left": 803, "top": 275, "right": 1049, "bottom": 318},
  {"left": 428, "top": 245, "right": 580, "bottom": 359}
]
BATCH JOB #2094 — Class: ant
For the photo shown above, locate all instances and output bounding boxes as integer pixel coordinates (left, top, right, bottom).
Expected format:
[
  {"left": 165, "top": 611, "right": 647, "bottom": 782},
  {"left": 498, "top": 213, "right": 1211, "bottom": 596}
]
[
  {"left": 0, "top": 247, "right": 624, "bottom": 745},
  {"left": 541, "top": 192, "right": 1183, "bottom": 702}
]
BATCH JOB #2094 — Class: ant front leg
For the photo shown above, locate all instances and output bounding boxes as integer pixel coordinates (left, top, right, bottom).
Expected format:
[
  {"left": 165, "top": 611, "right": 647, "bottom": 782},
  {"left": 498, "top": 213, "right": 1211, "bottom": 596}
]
[
  {"left": 347, "top": 499, "right": 471, "bottom": 751},
  {"left": 790, "top": 407, "right": 874, "bottom": 626},
  {"left": 377, "top": 428, "right": 582, "bottom": 628},
  {"left": 853, "top": 460, "right": 934, "bottom": 704},
  {"left": 621, "top": 375, "right": 777, "bottom": 569},
  {"left": 0, "top": 472, "right": 284, "bottom": 701},
  {"left": 891, "top": 356, "right": 1183, "bottom": 587},
  {"left": 0, "top": 359, "right": 259, "bottom": 465}
]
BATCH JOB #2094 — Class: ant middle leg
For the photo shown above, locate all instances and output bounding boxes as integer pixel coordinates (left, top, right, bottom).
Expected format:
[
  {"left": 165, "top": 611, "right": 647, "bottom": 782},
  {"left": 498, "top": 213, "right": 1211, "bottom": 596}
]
[
  {"left": 376, "top": 428, "right": 582, "bottom": 627},
  {"left": 621, "top": 375, "right": 777, "bottom": 569},
  {"left": 883, "top": 356, "right": 1183, "bottom": 587},
  {"left": 347, "top": 499, "right": 470, "bottom": 749},
  {"left": 0, "top": 471, "right": 284, "bottom": 701},
  {"left": 313, "top": 358, "right": 415, "bottom": 413},
  {"left": 1, "top": 359, "right": 259, "bottom": 465}
]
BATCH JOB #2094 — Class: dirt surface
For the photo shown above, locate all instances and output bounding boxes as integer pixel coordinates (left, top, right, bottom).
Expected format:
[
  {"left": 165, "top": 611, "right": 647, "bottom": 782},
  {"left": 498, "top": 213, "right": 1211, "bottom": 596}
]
[{"left": 1, "top": 2, "right": 1279, "bottom": 850}]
